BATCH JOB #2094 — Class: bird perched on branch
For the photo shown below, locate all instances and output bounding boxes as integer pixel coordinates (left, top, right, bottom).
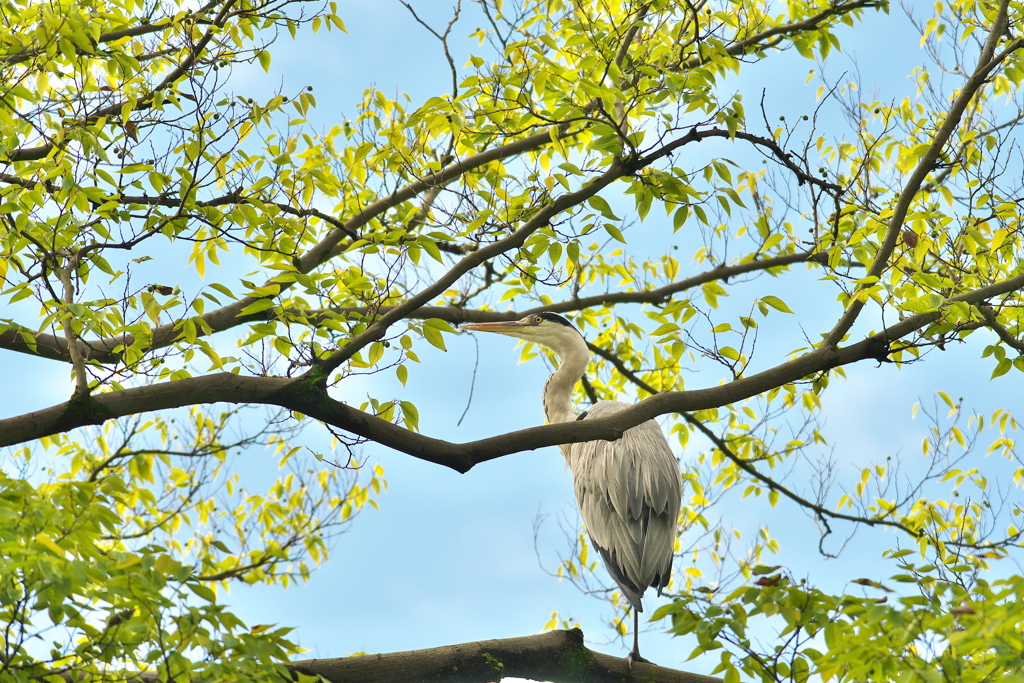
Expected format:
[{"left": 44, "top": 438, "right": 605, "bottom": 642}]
[{"left": 461, "top": 312, "right": 681, "bottom": 665}]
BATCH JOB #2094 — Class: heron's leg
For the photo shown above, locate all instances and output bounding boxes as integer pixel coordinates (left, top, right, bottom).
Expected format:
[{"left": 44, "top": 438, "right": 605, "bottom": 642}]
[{"left": 626, "top": 609, "right": 650, "bottom": 668}]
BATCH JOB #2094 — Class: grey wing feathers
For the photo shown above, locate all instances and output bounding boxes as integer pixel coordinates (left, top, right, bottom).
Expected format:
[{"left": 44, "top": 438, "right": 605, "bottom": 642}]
[{"left": 568, "top": 401, "right": 681, "bottom": 613}]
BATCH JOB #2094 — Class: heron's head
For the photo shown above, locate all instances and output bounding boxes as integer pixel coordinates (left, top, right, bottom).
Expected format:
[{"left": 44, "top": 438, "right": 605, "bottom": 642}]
[{"left": 460, "top": 312, "right": 585, "bottom": 356}]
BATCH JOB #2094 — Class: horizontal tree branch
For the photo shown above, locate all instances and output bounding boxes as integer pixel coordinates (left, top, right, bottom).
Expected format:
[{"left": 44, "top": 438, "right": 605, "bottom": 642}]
[
  {"left": 0, "top": 0, "right": 229, "bottom": 66},
  {"left": 54, "top": 629, "right": 722, "bottom": 683},
  {"left": 0, "top": 326, "right": 123, "bottom": 364},
  {"left": 0, "top": 243, "right": 817, "bottom": 367},
  {"left": 6, "top": 270, "right": 1023, "bottom": 465},
  {"left": 294, "top": 248, "right": 827, "bottom": 327},
  {"left": 288, "top": 628, "right": 721, "bottom": 683},
  {"left": 0, "top": 217, "right": 824, "bottom": 369}
]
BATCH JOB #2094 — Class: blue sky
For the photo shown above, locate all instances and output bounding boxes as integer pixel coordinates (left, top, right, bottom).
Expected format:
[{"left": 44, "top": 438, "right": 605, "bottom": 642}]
[
  {"left": 4, "top": 1, "right": 1023, "bottom": 680},
  {"left": 217, "top": 1, "right": 1020, "bottom": 670}
]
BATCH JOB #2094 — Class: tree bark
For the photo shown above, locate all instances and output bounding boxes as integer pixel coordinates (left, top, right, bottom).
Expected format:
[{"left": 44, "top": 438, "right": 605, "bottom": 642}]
[{"left": 288, "top": 629, "right": 721, "bottom": 683}]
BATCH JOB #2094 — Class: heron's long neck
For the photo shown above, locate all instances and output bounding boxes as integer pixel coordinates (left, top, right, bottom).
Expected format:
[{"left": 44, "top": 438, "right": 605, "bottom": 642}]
[{"left": 542, "top": 337, "right": 590, "bottom": 426}]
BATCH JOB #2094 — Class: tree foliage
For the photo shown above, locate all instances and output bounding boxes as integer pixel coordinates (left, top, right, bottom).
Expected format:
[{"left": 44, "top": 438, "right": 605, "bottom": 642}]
[{"left": 3, "top": 0, "right": 1024, "bottom": 680}]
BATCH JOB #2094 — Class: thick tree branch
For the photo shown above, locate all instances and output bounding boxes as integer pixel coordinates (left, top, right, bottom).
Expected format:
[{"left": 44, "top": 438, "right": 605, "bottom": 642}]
[
  {"left": 288, "top": 629, "right": 721, "bottom": 683},
  {"left": 6, "top": 271, "right": 1023, "bottom": 464},
  {"left": 0, "top": 326, "right": 122, "bottom": 364},
  {"left": 58, "top": 630, "right": 721, "bottom": 683}
]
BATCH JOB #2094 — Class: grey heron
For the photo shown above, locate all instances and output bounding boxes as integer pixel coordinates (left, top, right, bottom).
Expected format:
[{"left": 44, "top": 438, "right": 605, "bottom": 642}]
[{"left": 461, "top": 312, "right": 681, "bottom": 665}]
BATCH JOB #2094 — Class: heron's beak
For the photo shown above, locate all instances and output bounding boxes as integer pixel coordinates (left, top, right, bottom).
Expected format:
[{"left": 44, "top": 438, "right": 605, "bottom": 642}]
[{"left": 459, "top": 320, "right": 527, "bottom": 333}]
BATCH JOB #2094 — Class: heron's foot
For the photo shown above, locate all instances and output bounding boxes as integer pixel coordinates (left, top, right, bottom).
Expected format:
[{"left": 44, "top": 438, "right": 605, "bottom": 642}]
[{"left": 627, "top": 650, "right": 650, "bottom": 669}]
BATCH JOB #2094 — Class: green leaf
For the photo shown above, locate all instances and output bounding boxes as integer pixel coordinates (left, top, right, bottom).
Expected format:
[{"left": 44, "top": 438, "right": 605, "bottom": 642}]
[
  {"left": 187, "top": 583, "right": 217, "bottom": 603},
  {"left": 367, "top": 341, "right": 385, "bottom": 366},
  {"left": 424, "top": 318, "right": 457, "bottom": 334},
  {"left": 603, "top": 223, "right": 627, "bottom": 243},
  {"left": 209, "top": 283, "right": 235, "bottom": 298},
  {"left": 991, "top": 358, "right": 1012, "bottom": 379},
  {"left": 720, "top": 346, "right": 740, "bottom": 361},
  {"left": 420, "top": 238, "right": 443, "bottom": 263},
  {"left": 587, "top": 195, "right": 620, "bottom": 220},
  {"left": 673, "top": 205, "right": 689, "bottom": 232},
  {"left": 401, "top": 401, "right": 419, "bottom": 431},
  {"left": 422, "top": 323, "right": 447, "bottom": 351},
  {"left": 238, "top": 298, "right": 275, "bottom": 316},
  {"left": 760, "top": 295, "right": 795, "bottom": 314}
]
